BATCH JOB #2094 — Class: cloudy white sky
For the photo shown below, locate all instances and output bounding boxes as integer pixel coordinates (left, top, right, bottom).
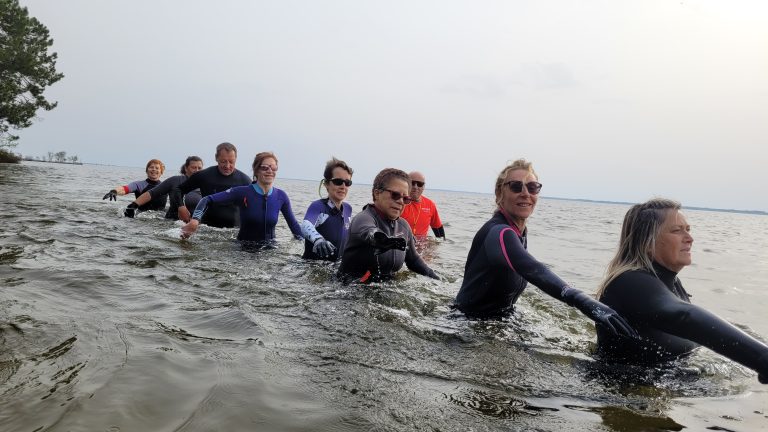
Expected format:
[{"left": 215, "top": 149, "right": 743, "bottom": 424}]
[{"left": 16, "top": 0, "right": 768, "bottom": 211}]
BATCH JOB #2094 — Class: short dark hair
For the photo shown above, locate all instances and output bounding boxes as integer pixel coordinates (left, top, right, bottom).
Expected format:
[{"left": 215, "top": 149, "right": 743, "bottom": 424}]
[
  {"left": 323, "top": 157, "right": 353, "bottom": 180},
  {"left": 179, "top": 155, "right": 203, "bottom": 174},
  {"left": 215, "top": 142, "right": 237, "bottom": 158},
  {"left": 371, "top": 168, "right": 410, "bottom": 201}
]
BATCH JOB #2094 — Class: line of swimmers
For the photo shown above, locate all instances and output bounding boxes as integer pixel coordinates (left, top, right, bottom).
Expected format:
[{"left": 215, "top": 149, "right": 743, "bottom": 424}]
[{"left": 102, "top": 142, "right": 768, "bottom": 385}]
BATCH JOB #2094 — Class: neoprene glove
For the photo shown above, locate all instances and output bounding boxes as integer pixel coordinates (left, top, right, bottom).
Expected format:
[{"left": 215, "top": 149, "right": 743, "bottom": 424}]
[
  {"left": 124, "top": 202, "right": 139, "bottom": 218},
  {"left": 563, "top": 289, "right": 639, "bottom": 339},
  {"left": 103, "top": 189, "right": 118, "bottom": 201},
  {"left": 372, "top": 231, "right": 406, "bottom": 254},
  {"left": 312, "top": 239, "right": 336, "bottom": 258}
]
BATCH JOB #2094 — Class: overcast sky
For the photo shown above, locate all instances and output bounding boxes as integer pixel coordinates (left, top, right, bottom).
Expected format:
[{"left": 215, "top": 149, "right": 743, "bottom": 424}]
[{"left": 17, "top": 0, "right": 768, "bottom": 211}]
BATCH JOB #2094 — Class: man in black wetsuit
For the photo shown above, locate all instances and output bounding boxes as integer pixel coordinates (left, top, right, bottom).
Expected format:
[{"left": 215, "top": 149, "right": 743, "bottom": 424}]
[
  {"left": 170, "top": 143, "right": 251, "bottom": 228},
  {"left": 596, "top": 198, "right": 768, "bottom": 383}
]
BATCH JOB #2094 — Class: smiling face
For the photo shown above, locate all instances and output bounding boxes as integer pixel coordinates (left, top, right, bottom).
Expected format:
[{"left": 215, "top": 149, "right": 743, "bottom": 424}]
[
  {"left": 185, "top": 160, "right": 203, "bottom": 176},
  {"left": 499, "top": 168, "right": 538, "bottom": 229},
  {"left": 325, "top": 166, "right": 351, "bottom": 204},
  {"left": 255, "top": 157, "right": 277, "bottom": 187},
  {"left": 373, "top": 177, "right": 410, "bottom": 220},
  {"left": 653, "top": 210, "right": 693, "bottom": 272},
  {"left": 216, "top": 150, "right": 237, "bottom": 176},
  {"left": 146, "top": 163, "right": 163, "bottom": 181}
]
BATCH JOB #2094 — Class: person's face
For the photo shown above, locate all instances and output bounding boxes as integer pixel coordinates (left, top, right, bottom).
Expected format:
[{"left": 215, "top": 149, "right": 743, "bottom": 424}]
[
  {"left": 653, "top": 210, "right": 693, "bottom": 273},
  {"left": 185, "top": 160, "right": 203, "bottom": 176},
  {"left": 146, "top": 163, "right": 162, "bottom": 181},
  {"left": 373, "top": 178, "right": 410, "bottom": 220},
  {"left": 216, "top": 150, "right": 237, "bottom": 176},
  {"left": 409, "top": 172, "right": 425, "bottom": 201},
  {"left": 325, "top": 167, "right": 351, "bottom": 203},
  {"left": 255, "top": 157, "right": 278, "bottom": 186},
  {"left": 499, "top": 169, "right": 539, "bottom": 226}
]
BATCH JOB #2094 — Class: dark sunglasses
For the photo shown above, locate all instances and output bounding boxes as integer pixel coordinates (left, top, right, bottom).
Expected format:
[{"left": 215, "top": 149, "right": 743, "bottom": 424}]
[
  {"left": 504, "top": 180, "right": 542, "bottom": 195},
  {"left": 382, "top": 188, "right": 413, "bottom": 204},
  {"left": 328, "top": 178, "right": 352, "bottom": 187},
  {"left": 258, "top": 164, "right": 278, "bottom": 172},
  {"left": 411, "top": 180, "right": 425, "bottom": 188}
]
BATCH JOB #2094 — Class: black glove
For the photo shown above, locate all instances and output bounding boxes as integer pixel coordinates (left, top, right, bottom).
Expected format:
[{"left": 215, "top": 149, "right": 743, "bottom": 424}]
[
  {"left": 312, "top": 239, "right": 336, "bottom": 258},
  {"left": 760, "top": 373, "right": 768, "bottom": 384},
  {"left": 124, "top": 202, "right": 139, "bottom": 218},
  {"left": 564, "top": 290, "right": 638, "bottom": 339},
  {"left": 103, "top": 189, "right": 118, "bottom": 201},
  {"left": 372, "top": 231, "right": 406, "bottom": 254}
]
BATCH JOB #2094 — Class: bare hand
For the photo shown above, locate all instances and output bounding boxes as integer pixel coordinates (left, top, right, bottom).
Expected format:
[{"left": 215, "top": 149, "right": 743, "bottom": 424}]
[
  {"left": 178, "top": 207, "right": 191, "bottom": 223},
  {"left": 181, "top": 219, "right": 199, "bottom": 239}
]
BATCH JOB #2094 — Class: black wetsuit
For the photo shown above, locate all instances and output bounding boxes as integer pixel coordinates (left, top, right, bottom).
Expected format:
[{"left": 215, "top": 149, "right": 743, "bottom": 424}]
[
  {"left": 455, "top": 211, "right": 596, "bottom": 318},
  {"left": 338, "top": 205, "right": 437, "bottom": 282},
  {"left": 145, "top": 175, "right": 200, "bottom": 220},
  {"left": 597, "top": 262, "right": 768, "bottom": 376},
  {"left": 124, "top": 178, "right": 165, "bottom": 211},
  {"left": 170, "top": 166, "right": 251, "bottom": 228}
]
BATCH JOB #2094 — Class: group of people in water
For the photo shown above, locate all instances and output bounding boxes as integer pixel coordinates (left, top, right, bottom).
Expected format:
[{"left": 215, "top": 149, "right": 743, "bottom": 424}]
[{"left": 102, "top": 142, "right": 768, "bottom": 385}]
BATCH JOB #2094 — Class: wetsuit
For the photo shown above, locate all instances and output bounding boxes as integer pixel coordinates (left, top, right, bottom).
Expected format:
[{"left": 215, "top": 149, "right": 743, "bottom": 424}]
[
  {"left": 142, "top": 174, "right": 200, "bottom": 219},
  {"left": 191, "top": 184, "right": 302, "bottom": 242},
  {"left": 170, "top": 166, "right": 251, "bottom": 228},
  {"left": 301, "top": 198, "right": 352, "bottom": 261},
  {"left": 455, "top": 211, "right": 606, "bottom": 319},
  {"left": 338, "top": 205, "right": 437, "bottom": 282},
  {"left": 597, "top": 262, "right": 768, "bottom": 377},
  {"left": 401, "top": 195, "right": 445, "bottom": 238},
  {"left": 123, "top": 178, "right": 165, "bottom": 211}
]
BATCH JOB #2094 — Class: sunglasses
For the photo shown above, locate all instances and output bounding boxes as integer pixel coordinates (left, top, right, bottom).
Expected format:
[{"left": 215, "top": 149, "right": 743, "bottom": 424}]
[
  {"left": 411, "top": 180, "right": 425, "bottom": 188},
  {"left": 382, "top": 188, "right": 413, "bottom": 204},
  {"left": 328, "top": 178, "right": 352, "bottom": 187},
  {"left": 504, "top": 180, "right": 542, "bottom": 195},
  {"left": 259, "top": 164, "right": 278, "bottom": 172}
]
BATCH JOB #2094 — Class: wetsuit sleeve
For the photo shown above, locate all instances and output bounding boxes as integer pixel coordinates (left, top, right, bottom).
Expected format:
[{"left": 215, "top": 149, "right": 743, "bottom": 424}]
[
  {"left": 431, "top": 226, "right": 446, "bottom": 238},
  {"left": 404, "top": 226, "right": 438, "bottom": 279},
  {"left": 279, "top": 192, "right": 303, "bottom": 239},
  {"left": 612, "top": 273, "right": 768, "bottom": 377},
  {"left": 171, "top": 173, "right": 198, "bottom": 209},
  {"left": 191, "top": 188, "right": 241, "bottom": 221},
  {"left": 301, "top": 202, "right": 326, "bottom": 243},
  {"left": 430, "top": 202, "right": 443, "bottom": 229},
  {"left": 146, "top": 176, "right": 174, "bottom": 198},
  {"left": 124, "top": 181, "right": 143, "bottom": 194}
]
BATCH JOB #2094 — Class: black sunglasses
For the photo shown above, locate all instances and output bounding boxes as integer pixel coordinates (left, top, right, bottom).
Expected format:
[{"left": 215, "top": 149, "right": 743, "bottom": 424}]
[
  {"left": 411, "top": 180, "right": 425, "bottom": 188},
  {"left": 381, "top": 188, "right": 413, "bottom": 204},
  {"left": 328, "top": 178, "right": 352, "bottom": 187},
  {"left": 504, "top": 180, "right": 542, "bottom": 195}
]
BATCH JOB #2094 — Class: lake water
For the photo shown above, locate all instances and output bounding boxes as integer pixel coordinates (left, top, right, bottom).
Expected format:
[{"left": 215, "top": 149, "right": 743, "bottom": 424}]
[{"left": 1, "top": 161, "right": 767, "bottom": 431}]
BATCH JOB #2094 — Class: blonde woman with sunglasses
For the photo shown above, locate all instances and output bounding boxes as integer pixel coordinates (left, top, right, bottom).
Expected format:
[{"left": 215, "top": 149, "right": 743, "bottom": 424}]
[{"left": 454, "top": 159, "right": 637, "bottom": 340}]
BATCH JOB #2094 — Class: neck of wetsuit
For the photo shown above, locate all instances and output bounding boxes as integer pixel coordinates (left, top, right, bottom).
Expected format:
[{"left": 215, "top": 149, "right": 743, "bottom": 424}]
[{"left": 497, "top": 207, "right": 524, "bottom": 235}]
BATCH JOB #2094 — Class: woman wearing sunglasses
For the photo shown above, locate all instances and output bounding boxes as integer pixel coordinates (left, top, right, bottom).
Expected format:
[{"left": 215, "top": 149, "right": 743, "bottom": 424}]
[
  {"left": 300, "top": 157, "right": 354, "bottom": 261},
  {"left": 595, "top": 198, "right": 768, "bottom": 383},
  {"left": 338, "top": 168, "right": 438, "bottom": 283},
  {"left": 181, "top": 151, "right": 302, "bottom": 243},
  {"left": 454, "top": 159, "right": 637, "bottom": 339}
]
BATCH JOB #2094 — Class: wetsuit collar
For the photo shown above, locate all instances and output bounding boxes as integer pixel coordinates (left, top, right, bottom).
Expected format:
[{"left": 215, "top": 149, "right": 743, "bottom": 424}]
[
  {"left": 251, "top": 183, "right": 273, "bottom": 196},
  {"left": 146, "top": 178, "right": 161, "bottom": 185},
  {"left": 652, "top": 261, "right": 678, "bottom": 286},
  {"left": 496, "top": 207, "right": 525, "bottom": 236}
]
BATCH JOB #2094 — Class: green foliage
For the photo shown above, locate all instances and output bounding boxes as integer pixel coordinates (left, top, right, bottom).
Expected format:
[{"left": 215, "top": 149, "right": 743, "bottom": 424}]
[
  {"left": 0, "top": 148, "right": 21, "bottom": 163},
  {"left": 0, "top": 0, "right": 64, "bottom": 147}
]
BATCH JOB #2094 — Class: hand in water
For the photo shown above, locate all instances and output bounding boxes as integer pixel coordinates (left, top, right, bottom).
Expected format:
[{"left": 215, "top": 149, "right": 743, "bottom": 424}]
[
  {"left": 124, "top": 202, "right": 139, "bottom": 218},
  {"left": 102, "top": 190, "right": 118, "bottom": 201},
  {"left": 312, "top": 239, "right": 336, "bottom": 258},
  {"left": 180, "top": 220, "right": 199, "bottom": 239}
]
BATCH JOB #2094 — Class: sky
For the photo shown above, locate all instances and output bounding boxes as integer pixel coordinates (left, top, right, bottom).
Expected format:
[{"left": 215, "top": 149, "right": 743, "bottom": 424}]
[{"left": 15, "top": 0, "right": 768, "bottom": 212}]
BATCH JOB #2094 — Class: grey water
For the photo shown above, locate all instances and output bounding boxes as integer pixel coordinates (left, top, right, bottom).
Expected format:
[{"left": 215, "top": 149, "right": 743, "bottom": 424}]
[{"left": 1, "top": 161, "right": 767, "bottom": 431}]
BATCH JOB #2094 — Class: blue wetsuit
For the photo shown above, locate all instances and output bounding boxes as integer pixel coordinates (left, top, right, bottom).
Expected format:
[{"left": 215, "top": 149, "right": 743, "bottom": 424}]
[
  {"left": 455, "top": 211, "right": 607, "bottom": 319},
  {"left": 191, "top": 184, "right": 302, "bottom": 242},
  {"left": 171, "top": 166, "right": 251, "bottom": 228},
  {"left": 597, "top": 262, "right": 768, "bottom": 378},
  {"left": 124, "top": 178, "right": 165, "bottom": 211},
  {"left": 301, "top": 198, "right": 352, "bottom": 261}
]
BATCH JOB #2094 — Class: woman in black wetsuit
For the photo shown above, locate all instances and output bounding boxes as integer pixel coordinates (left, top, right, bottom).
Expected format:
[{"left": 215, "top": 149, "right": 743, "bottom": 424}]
[
  {"left": 596, "top": 198, "right": 768, "bottom": 383},
  {"left": 454, "top": 159, "right": 636, "bottom": 339},
  {"left": 102, "top": 159, "right": 168, "bottom": 211},
  {"left": 123, "top": 156, "right": 204, "bottom": 219}
]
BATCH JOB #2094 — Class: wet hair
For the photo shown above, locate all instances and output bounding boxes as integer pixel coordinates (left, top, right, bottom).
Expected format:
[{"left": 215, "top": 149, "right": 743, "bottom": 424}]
[
  {"left": 215, "top": 142, "right": 237, "bottom": 158},
  {"left": 371, "top": 168, "right": 410, "bottom": 201},
  {"left": 494, "top": 159, "right": 537, "bottom": 207},
  {"left": 596, "top": 198, "right": 682, "bottom": 297},
  {"left": 179, "top": 155, "right": 203, "bottom": 175},
  {"left": 252, "top": 151, "right": 278, "bottom": 177},
  {"left": 145, "top": 159, "right": 165, "bottom": 175},
  {"left": 323, "top": 157, "right": 353, "bottom": 180}
]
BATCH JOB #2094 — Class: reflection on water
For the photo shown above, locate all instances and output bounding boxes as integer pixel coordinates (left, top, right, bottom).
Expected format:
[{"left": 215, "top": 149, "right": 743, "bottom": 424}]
[{"left": 1, "top": 161, "right": 767, "bottom": 431}]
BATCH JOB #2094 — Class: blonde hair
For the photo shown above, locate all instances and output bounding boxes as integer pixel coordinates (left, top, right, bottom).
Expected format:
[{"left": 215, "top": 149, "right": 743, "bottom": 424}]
[
  {"left": 494, "top": 159, "right": 537, "bottom": 207},
  {"left": 596, "top": 198, "right": 682, "bottom": 298}
]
